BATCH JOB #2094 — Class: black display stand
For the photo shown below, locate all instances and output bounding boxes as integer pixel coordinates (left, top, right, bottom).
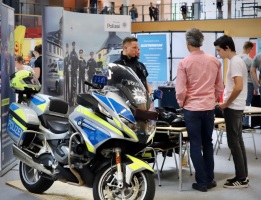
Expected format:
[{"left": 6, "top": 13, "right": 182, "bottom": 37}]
[
  {"left": 251, "top": 95, "right": 261, "bottom": 128},
  {"left": 158, "top": 86, "right": 180, "bottom": 109}
]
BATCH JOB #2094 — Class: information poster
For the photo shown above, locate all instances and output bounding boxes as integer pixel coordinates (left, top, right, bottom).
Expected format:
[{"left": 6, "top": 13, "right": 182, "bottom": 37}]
[{"left": 137, "top": 34, "right": 168, "bottom": 82}]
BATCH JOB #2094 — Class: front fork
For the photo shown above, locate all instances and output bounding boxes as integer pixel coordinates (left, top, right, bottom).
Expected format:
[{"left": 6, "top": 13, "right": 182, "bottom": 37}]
[{"left": 114, "top": 147, "right": 124, "bottom": 189}]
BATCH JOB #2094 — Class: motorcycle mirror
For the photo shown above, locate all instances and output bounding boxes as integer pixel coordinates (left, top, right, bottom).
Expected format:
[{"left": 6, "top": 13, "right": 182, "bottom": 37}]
[
  {"left": 92, "top": 75, "right": 107, "bottom": 86},
  {"left": 153, "top": 89, "right": 163, "bottom": 100}
]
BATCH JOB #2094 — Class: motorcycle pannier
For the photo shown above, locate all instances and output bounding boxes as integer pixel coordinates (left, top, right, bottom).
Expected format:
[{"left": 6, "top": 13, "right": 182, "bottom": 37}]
[{"left": 7, "top": 103, "right": 40, "bottom": 145}]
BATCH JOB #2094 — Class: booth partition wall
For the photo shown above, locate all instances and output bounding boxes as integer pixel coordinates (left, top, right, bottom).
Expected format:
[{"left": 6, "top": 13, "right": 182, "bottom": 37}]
[{"left": 134, "top": 31, "right": 224, "bottom": 85}]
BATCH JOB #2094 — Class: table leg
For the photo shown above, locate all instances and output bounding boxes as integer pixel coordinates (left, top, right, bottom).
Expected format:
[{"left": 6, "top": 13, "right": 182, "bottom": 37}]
[{"left": 179, "top": 131, "right": 182, "bottom": 191}]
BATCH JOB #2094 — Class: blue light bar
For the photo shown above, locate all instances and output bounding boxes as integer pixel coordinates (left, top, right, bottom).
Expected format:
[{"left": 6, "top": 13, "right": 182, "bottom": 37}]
[{"left": 92, "top": 75, "right": 107, "bottom": 86}]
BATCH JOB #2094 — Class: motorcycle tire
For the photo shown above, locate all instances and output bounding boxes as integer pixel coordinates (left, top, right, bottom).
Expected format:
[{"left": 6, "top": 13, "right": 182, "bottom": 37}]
[
  {"left": 93, "top": 165, "right": 155, "bottom": 200},
  {"left": 19, "top": 161, "right": 54, "bottom": 194}
]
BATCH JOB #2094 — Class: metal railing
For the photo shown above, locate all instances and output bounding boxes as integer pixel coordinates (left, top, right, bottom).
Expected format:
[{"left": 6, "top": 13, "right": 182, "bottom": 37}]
[{"left": 14, "top": 0, "right": 261, "bottom": 28}]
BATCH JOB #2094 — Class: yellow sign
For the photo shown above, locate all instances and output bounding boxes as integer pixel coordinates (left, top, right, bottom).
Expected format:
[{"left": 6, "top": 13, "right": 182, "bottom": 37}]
[{"left": 14, "top": 25, "right": 26, "bottom": 56}]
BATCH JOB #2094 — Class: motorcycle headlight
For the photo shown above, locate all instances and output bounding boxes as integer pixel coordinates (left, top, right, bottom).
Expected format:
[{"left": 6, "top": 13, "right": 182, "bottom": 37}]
[
  {"left": 121, "top": 117, "right": 156, "bottom": 136},
  {"left": 146, "top": 120, "right": 156, "bottom": 135},
  {"left": 136, "top": 120, "right": 156, "bottom": 136},
  {"left": 120, "top": 117, "right": 137, "bottom": 132}
]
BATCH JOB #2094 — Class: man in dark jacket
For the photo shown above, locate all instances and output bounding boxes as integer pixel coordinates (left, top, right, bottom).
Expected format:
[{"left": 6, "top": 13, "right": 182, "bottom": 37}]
[
  {"left": 64, "top": 43, "right": 70, "bottom": 102},
  {"left": 86, "top": 52, "right": 97, "bottom": 90},
  {"left": 149, "top": 2, "right": 155, "bottom": 21},
  {"left": 69, "top": 41, "right": 78, "bottom": 106},
  {"left": 114, "top": 37, "right": 151, "bottom": 94}
]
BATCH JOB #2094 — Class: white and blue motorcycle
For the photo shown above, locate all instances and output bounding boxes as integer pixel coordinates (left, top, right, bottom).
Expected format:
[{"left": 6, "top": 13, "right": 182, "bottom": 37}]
[{"left": 7, "top": 63, "right": 161, "bottom": 200}]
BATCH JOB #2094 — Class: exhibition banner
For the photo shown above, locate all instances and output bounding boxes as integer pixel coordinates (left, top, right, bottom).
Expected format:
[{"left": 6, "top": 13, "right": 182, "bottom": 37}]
[
  {"left": 43, "top": 7, "right": 131, "bottom": 107},
  {"left": 14, "top": 25, "right": 26, "bottom": 56},
  {"left": 42, "top": 7, "right": 64, "bottom": 98},
  {"left": 137, "top": 34, "right": 168, "bottom": 82},
  {"left": 0, "top": 1, "right": 2, "bottom": 172},
  {"left": 0, "top": 3, "right": 16, "bottom": 175}
]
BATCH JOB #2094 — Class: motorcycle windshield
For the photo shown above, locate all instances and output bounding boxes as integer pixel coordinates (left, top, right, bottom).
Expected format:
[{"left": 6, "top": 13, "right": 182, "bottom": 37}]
[
  {"left": 106, "top": 63, "right": 149, "bottom": 110},
  {"left": 106, "top": 63, "right": 157, "bottom": 138}
]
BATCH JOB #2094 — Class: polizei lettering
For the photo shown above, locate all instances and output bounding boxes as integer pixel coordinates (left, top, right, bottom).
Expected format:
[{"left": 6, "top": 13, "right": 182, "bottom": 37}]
[
  {"left": 7, "top": 118, "right": 23, "bottom": 138},
  {"left": 127, "top": 80, "right": 142, "bottom": 87},
  {"left": 107, "top": 23, "right": 120, "bottom": 28}
]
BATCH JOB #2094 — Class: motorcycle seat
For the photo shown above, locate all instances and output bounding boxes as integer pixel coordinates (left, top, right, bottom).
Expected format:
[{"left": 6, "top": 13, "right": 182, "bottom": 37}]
[
  {"left": 39, "top": 114, "right": 69, "bottom": 134},
  {"left": 49, "top": 97, "right": 69, "bottom": 114}
]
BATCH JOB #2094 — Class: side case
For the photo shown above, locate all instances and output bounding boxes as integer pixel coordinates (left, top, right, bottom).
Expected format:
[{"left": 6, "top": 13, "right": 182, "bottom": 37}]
[{"left": 7, "top": 103, "right": 40, "bottom": 145}]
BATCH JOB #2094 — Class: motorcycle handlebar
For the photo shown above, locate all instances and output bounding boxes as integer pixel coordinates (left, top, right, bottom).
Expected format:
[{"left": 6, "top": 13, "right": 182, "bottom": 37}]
[{"left": 84, "top": 81, "right": 100, "bottom": 89}]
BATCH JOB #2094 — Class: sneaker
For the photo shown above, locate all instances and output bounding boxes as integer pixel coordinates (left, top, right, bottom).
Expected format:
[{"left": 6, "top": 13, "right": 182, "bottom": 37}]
[
  {"left": 226, "top": 177, "right": 237, "bottom": 183},
  {"left": 246, "top": 177, "right": 250, "bottom": 183},
  {"left": 226, "top": 177, "right": 249, "bottom": 183},
  {"left": 223, "top": 179, "right": 248, "bottom": 188},
  {"left": 192, "top": 183, "right": 207, "bottom": 192},
  {"left": 207, "top": 180, "right": 217, "bottom": 189}
]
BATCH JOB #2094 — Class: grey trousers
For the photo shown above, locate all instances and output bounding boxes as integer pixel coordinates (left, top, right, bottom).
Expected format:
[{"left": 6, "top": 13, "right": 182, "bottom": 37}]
[{"left": 224, "top": 108, "right": 248, "bottom": 179}]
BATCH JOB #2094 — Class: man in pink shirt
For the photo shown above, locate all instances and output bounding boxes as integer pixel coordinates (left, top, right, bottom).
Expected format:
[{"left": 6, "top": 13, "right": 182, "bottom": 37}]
[{"left": 176, "top": 28, "right": 223, "bottom": 192}]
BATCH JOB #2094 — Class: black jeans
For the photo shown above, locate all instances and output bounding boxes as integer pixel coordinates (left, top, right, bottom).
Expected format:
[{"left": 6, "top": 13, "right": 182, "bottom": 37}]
[
  {"left": 224, "top": 108, "right": 248, "bottom": 179},
  {"left": 183, "top": 109, "right": 215, "bottom": 187}
]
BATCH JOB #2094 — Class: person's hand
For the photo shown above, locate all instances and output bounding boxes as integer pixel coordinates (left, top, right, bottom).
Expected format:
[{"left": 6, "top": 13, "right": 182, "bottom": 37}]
[
  {"left": 218, "top": 102, "right": 227, "bottom": 110},
  {"left": 253, "top": 89, "right": 258, "bottom": 95}
]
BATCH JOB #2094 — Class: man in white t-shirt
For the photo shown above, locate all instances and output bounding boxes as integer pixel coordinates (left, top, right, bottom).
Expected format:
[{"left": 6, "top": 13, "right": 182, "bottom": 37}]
[{"left": 214, "top": 35, "right": 248, "bottom": 189}]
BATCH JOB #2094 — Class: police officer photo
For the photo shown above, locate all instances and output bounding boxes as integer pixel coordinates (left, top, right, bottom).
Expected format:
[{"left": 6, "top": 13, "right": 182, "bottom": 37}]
[
  {"left": 69, "top": 41, "right": 79, "bottom": 106},
  {"left": 64, "top": 43, "right": 70, "bottom": 102},
  {"left": 86, "top": 52, "right": 97, "bottom": 90},
  {"left": 96, "top": 53, "right": 105, "bottom": 75},
  {"left": 78, "top": 49, "right": 87, "bottom": 93}
]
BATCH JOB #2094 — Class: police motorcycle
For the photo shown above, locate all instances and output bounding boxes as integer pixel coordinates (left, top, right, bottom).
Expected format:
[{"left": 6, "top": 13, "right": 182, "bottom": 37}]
[{"left": 7, "top": 63, "right": 161, "bottom": 200}]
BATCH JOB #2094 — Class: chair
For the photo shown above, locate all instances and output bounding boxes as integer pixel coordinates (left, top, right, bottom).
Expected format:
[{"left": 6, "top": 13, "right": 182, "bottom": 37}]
[
  {"left": 214, "top": 122, "right": 258, "bottom": 159},
  {"left": 141, "top": 131, "right": 179, "bottom": 186},
  {"left": 214, "top": 123, "right": 226, "bottom": 155},
  {"left": 141, "top": 128, "right": 192, "bottom": 186}
]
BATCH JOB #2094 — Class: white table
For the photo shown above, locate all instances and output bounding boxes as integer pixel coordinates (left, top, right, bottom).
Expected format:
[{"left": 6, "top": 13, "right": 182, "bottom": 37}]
[
  {"left": 156, "top": 117, "right": 225, "bottom": 191},
  {"left": 244, "top": 106, "right": 261, "bottom": 116}
]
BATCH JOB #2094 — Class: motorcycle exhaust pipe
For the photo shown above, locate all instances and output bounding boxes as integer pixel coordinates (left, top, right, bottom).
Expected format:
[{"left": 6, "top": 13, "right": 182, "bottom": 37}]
[{"left": 12, "top": 144, "right": 53, "bottom": 176}]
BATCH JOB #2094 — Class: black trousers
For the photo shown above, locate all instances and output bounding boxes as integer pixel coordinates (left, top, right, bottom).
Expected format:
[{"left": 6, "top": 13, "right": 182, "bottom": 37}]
[{"left": 224, "top": 108, "right": 248, "bottom": 179}]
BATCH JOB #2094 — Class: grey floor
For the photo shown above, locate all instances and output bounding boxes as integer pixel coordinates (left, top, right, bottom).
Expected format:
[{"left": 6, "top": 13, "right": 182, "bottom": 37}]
[{"left": 1, "top": 129, "right": 261, "bottom": 200}]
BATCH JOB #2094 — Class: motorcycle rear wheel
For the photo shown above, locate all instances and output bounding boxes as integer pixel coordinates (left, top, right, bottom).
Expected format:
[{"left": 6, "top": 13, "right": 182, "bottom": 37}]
[
  {"left": 19, "top": 161, "right": 54, "bottom": 194},
  {"left": 93, "top": 165, "right": 155, "bottom": 200}
]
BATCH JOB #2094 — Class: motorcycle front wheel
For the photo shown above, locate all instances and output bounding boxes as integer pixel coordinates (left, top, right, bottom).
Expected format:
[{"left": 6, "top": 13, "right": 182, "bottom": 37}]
[
  {"left": 93, "top": 165, "right": 155, "bottom": 200},
  {"left": 19, "top": 161, "right": 54, "bottom": 194}
]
